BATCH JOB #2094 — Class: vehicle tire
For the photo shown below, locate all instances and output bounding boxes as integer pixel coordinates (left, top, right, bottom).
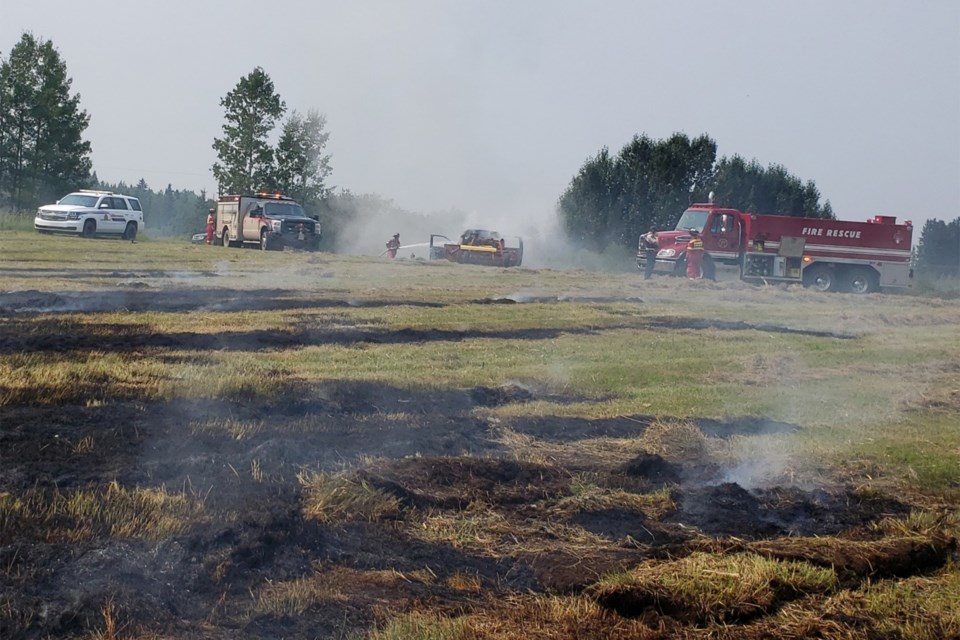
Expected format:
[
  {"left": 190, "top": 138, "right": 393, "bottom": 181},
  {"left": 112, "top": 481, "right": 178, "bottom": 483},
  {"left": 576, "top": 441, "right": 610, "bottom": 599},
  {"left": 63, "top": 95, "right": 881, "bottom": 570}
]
[
  {"left": 672, "top": 257, "right": 687, "bottom": 277},
  {"left": 122, "top": 222, "right": 137, "bottom": 241},
  {"left": 221, "top": 228, "right": 231, "bottom": 249},
  {"left": 81, "top": 219, "right": 96, "bottom": 238},
  {"left": 260, "top": 229, "right": 269, "bottom": 251},
  {"left": 803, "top": 264, "right": 835, "bottom": 292},
  {"left": 702, "top": 255, "right": 717, "bottom": 281},
  {"left": 845, "top": 266, "right": 878, "bottom": 294}
]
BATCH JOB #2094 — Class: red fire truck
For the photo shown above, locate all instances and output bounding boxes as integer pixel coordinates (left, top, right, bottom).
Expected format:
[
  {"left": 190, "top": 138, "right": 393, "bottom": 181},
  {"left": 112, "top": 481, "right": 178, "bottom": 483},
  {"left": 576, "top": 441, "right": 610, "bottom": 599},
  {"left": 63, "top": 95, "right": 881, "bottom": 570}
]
[{"left": 638, "top": 200, "right": 913, "bottom": 293}]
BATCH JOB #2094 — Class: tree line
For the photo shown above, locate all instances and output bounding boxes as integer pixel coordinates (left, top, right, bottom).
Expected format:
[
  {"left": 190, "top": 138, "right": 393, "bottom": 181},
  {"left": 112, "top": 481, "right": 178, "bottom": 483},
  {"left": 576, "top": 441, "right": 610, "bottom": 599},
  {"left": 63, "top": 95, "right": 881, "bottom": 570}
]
[
  {"left": 558, "top": 132, "right": 834, "bottom": 253},
  {"left": 1, "top": 32, "right": 956, "bottom": 278}
]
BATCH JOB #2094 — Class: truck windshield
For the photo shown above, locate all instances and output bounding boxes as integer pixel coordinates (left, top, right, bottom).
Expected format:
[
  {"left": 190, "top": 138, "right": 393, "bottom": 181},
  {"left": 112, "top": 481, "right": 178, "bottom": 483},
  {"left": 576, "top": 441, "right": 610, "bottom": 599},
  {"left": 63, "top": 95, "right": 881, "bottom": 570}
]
[
  {"left": 58, "top": 194, "right": 98, "bottom": 207},
  {"left": 263, "top": 202, "right": 305, "bottom": 217},
  {"left": 675, "top": 209, "right": 709, "bottom": 232}
]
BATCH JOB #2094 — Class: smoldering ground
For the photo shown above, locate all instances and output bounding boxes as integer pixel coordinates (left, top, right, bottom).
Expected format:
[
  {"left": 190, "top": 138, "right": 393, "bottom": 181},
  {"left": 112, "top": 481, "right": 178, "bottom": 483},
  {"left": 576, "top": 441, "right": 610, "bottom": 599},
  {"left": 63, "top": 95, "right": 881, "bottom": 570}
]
[
  {"left": 326, "top": 194, "right": 633, "bottom": 271},
  {"left": 1, "top": 252, "right": 958, "bottom": 638}
]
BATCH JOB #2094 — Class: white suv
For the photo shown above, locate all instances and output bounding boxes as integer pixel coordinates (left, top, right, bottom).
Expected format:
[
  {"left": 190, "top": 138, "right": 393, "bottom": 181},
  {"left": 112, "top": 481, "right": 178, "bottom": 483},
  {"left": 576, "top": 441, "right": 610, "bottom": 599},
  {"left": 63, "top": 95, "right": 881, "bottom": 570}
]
[{"left": 35, "top": 190, "right": 144, "bottom": 240}]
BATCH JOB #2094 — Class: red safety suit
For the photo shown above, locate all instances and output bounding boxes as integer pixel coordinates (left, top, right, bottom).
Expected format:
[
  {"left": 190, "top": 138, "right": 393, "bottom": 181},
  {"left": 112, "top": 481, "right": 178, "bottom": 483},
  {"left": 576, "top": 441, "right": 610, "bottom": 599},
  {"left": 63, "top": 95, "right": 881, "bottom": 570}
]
[
  {"left": 205, "top": 213, "right": 215, "bottom": 245},
  {"left": 385, "top": 236, "right": 400, "bottom": 258},
  {"left": 686, "top": 235, "right": 704, "bottom": 279}
]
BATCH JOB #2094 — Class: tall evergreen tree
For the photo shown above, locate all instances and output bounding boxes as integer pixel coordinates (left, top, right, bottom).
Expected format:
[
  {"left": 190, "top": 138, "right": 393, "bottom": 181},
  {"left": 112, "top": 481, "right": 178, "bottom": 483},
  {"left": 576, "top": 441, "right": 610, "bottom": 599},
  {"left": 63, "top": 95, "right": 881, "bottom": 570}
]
[
  {"left": 273, "top": 109, "right": 332, "bottom": 207},
  {"left": 0, "top": 33, "right": 90, "bottom": 210},
  {"left": 211, "top": 67, "right": 285, "bottom": 195}
]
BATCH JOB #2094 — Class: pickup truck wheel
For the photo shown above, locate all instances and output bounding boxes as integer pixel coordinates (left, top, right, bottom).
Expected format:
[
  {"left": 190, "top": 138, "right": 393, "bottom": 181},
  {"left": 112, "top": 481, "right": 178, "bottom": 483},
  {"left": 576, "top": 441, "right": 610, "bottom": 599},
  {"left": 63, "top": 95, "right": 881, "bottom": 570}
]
[
  {"left": 846, "top": 267, "right": 878, "bottom": 294},
  {"left": 122, "top": 222, "right": 137, "bottom": 241},
  {"left": 803, "top": 264, "right": 835, "bottom": 292},
  {"left": 260, "top": 229, "right": 269, "bottom": 251},
  {"left": 81, "top": 219, "right": 96, "bottom": 238}
]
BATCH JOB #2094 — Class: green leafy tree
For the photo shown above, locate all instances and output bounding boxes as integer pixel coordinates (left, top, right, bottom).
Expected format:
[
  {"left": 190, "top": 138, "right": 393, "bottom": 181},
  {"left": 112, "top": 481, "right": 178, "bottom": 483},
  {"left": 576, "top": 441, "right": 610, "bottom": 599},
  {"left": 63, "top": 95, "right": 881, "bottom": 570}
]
[
  {"left": 711, "top": 155, "right": 833, "bottom": 219},
  {"left": 559, "top": 133, "right": 716, "bottom": 252},
  {"left": 273, "top": 108, "right": 332, "bottom": 206},
  {"left": 559, "top": 133, "right": 834, "bottom": 253},
  {"left": 915, "top": 218, "right": 960, "bottom": 277},
  {"left": 211, "top": 67, "right": 285, "bottom": 195},
  {"left": 0, "top": 33, "right": 91, "bottom": 211}
]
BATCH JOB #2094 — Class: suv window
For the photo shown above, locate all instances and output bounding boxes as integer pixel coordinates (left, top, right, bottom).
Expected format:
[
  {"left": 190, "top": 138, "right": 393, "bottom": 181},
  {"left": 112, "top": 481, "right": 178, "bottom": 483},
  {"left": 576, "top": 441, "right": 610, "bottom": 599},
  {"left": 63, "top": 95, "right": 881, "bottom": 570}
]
[
  {"left": 110, "top": 197, "right": 129, "bottom": 210},
  {"left": 128, "top": 198, "right": 142, "bottom": 211},
  {"left": 60, "top": 194, "right": 98, "bottom": 207},
  {"left": 97, "top": 198, "right": 112, "bottom": 209}
]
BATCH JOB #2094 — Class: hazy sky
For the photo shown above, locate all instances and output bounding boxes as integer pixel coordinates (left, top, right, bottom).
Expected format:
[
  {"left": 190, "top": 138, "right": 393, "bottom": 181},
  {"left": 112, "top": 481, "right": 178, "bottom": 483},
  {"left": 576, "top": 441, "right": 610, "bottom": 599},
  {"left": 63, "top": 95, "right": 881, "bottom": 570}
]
[{"left": 4, "top": 1, "right": 958, "bottom": 231}]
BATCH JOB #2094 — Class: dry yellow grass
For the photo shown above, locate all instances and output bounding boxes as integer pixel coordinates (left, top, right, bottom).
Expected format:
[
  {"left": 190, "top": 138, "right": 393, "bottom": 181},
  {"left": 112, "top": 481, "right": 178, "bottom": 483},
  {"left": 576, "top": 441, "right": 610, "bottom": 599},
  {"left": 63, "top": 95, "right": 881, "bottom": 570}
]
[
  {"left": 0, "top": 481, "right": 206, "bottom": 543},
  {"left": 298, "top": 470, "right": 402, "bottom": 523},
  {"left": 588, "top": 552, "right": 838, "bottom": 625},
  {"left": 635, "top": 419, "right": 716, "bottom": 463}
]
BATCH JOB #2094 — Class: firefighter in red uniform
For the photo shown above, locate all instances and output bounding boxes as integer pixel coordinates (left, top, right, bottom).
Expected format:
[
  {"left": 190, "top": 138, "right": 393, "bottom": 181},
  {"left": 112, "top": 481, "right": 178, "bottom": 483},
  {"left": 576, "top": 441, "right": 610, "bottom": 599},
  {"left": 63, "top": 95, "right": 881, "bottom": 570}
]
[
  {"left": 686, "top": 228, "right": 704, "bottom": 279},
  {"left": 205, "top": 209, "right": 215, "bottom": 245},
  {"left": 385, "top": 233, "right": 400, "bottom": 258}
]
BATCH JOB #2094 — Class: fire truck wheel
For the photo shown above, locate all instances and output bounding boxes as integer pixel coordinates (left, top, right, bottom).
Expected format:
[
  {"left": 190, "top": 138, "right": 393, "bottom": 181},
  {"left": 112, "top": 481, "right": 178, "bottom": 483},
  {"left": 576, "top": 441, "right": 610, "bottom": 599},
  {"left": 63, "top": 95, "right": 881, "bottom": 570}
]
[
  {"left": 221, "top": 228, "right": 231, "bottom": 248},
  {"left": 803, "top": 264, "right": 835, "bottom": 292},
  {"left": 702, "top": 255, "right": 716, "bottom": 281},
  {"left": 846, "top": 267, "right": 878, "bottom": 294},
  {"left": 673, "top": 257, "right": 687, "bottom": 277}
]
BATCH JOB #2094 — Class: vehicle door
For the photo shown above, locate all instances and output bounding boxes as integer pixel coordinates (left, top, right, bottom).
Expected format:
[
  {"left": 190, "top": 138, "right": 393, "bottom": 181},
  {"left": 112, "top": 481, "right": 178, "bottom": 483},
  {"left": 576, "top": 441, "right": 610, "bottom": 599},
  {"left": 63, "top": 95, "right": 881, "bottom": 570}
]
[
  {"left": 126, "top": 198, "right": 144, "bottom": 226},
  {"left": 242, "top": 200, "right": 265, "bottom": 241},
  {"left": 707, "top": 212, "right": 741, "bottom": 257},
  {"left": 94, "top": 196, "right": 119, "bottom": 233},
  {"left": 108, "top": 196, "right": 131, "bottom": 233}
]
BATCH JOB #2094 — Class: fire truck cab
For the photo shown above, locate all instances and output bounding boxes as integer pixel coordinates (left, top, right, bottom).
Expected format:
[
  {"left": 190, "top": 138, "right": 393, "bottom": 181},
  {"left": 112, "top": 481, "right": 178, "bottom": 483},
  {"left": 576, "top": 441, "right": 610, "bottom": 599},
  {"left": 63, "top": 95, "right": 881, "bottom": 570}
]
[{"left": 638, "top": 202, "right": 913, "bottom": 293}]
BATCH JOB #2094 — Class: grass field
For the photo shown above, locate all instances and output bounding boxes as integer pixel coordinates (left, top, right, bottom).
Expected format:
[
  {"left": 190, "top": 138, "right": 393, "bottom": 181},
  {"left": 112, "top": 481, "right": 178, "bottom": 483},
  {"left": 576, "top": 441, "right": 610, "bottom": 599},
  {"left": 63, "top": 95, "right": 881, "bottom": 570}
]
[{"left": 1, "top": 230, "right": 958, "bottom": 639}]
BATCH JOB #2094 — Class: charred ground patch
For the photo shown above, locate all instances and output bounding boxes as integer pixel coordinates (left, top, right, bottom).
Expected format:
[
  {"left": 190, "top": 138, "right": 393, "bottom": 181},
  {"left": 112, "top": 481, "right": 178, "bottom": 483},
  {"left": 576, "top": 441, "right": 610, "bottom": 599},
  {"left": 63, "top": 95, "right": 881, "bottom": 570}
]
[
  {"left": 664, "top": 483, "right": 911, "bottom": 538},
  {"left": 0, "top": 314, "right": 638, "bottom": 357},
  {"left": 358, "top": 457, "right": 572, "bottom": 509},
  {"left": 645, "top": 315, "right": 858, "bottom": 339},
  {"left": 2, "top": 258, "right": 958, "bottom": 639},
  {"left": 0, "top": 288, "right": 448, "bottom": 315}
]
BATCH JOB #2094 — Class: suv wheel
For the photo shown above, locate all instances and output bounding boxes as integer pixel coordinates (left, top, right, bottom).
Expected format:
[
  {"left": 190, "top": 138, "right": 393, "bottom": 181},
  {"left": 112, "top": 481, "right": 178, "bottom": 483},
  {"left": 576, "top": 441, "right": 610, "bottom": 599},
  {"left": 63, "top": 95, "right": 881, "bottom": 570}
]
[
  {"left": 81, "top": 219, "right": 96, "bottom": 238},
  {"left": 122, "top": 222, "right": 137, "bottom": 241}
]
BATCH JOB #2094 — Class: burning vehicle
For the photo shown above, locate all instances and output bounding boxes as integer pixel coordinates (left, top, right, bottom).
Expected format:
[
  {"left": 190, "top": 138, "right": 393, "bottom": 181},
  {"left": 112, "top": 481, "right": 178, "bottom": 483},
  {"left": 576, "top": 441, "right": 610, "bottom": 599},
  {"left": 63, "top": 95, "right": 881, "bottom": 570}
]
[
  {"left": 215, "top": 192, "right": 320, "bottom": 251},
  {"left": 429, "top": 229, "right": 524, "bottom": 267}
]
